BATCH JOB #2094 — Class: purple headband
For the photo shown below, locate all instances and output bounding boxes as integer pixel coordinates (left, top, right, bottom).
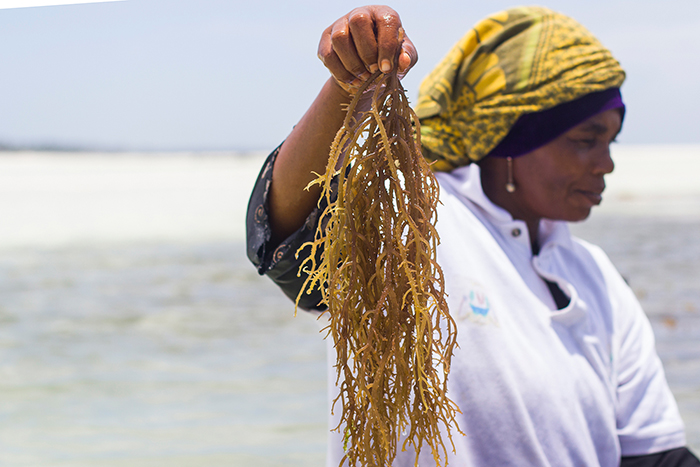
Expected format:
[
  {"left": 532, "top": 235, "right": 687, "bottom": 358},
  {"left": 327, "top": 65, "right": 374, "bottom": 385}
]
[{"left": 487, "top": 88, "right": 625, "bottom": 159}]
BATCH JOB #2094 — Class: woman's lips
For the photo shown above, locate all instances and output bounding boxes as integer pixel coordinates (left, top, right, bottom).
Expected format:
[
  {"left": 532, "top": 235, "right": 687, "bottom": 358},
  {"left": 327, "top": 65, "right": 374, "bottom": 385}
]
[{"left": 578, "top": 189, "right": 603, "bottom": 205}]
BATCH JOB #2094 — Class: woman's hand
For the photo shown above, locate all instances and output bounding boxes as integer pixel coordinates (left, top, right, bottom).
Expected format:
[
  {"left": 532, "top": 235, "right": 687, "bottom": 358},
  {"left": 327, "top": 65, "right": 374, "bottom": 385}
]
[
  {"left": 318, "top": 5, "right": 417, "bottom": 93},
  {"left": 268, "top": 6, "right": 417, "bottom": 243}
]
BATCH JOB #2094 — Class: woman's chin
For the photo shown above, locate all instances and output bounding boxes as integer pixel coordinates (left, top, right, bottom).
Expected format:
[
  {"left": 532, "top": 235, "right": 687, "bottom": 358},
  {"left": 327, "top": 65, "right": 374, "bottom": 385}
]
[{"left": 557, "top": 206, "right": 593, "bottom": 223}]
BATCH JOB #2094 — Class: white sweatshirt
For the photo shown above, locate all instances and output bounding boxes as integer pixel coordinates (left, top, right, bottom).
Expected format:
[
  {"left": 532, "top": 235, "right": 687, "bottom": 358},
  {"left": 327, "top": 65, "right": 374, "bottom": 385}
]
[{"left": 326, "top": 164, "right": 686, "bottom": 467}]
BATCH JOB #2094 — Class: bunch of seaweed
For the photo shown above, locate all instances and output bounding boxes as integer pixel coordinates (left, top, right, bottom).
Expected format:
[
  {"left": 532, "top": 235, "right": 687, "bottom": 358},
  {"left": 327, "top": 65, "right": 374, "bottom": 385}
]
[{"left": 296, "top": 69, "right": 460, "bottom": 466}]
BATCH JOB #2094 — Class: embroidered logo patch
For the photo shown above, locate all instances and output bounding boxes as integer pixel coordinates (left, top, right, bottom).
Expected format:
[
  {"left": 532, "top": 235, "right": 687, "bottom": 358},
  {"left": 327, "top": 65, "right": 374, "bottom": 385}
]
[
  {"left": 468, "top": 288, "right": 490, "bottom": 316},
  {"left": 455, "top": 281, "right": 499, "bottom": 326}
]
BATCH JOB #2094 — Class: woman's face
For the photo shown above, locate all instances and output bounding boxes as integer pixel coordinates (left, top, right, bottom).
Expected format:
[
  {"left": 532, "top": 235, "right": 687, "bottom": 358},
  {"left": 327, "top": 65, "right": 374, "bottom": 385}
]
[{"left": 509, "top": 108, "right": 622, "bottom": 224}]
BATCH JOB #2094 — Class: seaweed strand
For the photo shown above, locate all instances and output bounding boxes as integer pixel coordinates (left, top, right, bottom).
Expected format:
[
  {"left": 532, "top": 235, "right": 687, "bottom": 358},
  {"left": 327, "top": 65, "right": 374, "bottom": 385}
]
[{"left": 296, "top": 69, "right": 461, "bottom": 467}]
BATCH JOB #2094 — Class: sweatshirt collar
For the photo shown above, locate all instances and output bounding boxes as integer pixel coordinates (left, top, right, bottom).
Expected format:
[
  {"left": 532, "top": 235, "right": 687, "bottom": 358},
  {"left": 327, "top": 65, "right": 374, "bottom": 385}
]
[{"left": 436, "top": 164, "right": 574, "bottom": 252}]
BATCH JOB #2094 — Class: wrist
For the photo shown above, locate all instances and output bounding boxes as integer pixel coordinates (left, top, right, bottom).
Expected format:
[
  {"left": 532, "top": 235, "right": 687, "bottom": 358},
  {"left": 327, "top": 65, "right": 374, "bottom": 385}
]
[{"left": 327, "top": 76, "right": 354, "bottom": 101}]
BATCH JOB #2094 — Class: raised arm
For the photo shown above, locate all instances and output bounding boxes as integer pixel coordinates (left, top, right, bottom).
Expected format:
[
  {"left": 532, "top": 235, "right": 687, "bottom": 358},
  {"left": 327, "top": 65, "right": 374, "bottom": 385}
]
[{"left": 268, "top": 5, "right": 417, "bottom": 243}]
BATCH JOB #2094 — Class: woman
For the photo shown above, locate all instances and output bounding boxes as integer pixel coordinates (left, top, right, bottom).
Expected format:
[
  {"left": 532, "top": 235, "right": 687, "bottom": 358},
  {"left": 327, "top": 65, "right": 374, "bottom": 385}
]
[{"left": 246, "top": 5, "right": 699, "bottom": 466}]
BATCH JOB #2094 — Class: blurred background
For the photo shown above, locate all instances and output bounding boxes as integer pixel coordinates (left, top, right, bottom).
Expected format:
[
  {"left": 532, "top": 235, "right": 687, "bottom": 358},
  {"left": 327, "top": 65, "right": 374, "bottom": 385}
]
[{"left": 0, "top": 0, "right": 698, "bottom": 465}]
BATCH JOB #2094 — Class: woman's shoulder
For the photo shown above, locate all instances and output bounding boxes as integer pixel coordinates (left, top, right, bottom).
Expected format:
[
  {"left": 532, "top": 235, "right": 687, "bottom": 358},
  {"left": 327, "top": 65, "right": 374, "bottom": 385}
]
[
  {"left": 569, "top": 235, "right": 640, "bottom": 316},
  {"left": 570, "top": 236, "right": 619, "bottom": 277}
]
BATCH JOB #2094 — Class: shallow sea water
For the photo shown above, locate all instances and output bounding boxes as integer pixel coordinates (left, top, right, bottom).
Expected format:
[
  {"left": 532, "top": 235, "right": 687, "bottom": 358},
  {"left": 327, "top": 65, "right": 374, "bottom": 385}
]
[
  {"left": 0, "top": 242, "right": 327, "bottom": 466},
  {"left": 0, "top": 149, "right": 697, "bottom": 466},
  {"left": 0, "top": 215, "right": 697, "bottom": 466}
]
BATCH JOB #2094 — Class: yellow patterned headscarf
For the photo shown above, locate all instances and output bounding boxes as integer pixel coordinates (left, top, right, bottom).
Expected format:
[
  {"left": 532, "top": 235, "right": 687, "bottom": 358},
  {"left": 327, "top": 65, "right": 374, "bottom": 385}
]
[{"left": 415, "top": 6, "right": 626, "bottom": 171}]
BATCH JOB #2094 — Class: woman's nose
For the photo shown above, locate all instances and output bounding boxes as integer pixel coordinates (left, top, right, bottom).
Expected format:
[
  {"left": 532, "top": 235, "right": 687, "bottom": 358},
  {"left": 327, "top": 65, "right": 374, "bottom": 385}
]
[{"left": 593, "top": 145, "right": 615, "bottom": 175}]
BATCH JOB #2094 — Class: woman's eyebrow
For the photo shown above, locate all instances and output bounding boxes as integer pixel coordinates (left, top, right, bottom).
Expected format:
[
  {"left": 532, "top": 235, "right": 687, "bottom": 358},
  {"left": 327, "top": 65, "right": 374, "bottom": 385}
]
[
  {"left": 578, "top": 121, "right": 623, "bottom": 139},
  {"left": 578, "top": 122, "right": 609, "bottom": 134}
]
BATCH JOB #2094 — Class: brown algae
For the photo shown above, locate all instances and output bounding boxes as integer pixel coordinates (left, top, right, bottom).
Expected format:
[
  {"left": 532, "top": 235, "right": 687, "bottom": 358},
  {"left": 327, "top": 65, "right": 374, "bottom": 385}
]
[{"left": 296, "top": 70, "right": 460, "bottom": 466}]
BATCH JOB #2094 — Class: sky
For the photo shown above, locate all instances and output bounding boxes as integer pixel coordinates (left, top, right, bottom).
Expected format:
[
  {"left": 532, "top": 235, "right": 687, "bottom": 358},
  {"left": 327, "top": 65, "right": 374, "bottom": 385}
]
[
  {"left": 0, "top": 0, "right": 124, "bottom": 9},
  {"left": 0, "top": 0, "right": 698, "bottom": 152}
]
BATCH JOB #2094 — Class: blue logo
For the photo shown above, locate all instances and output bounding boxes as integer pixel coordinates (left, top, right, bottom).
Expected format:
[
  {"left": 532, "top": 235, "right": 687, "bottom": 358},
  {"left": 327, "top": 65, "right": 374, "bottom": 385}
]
[
  {"left": 455, "top": 281, "right": 498, "bottom": 326},
  {"left": 468, "top": 289, "right": 490, "bottom": 316}
]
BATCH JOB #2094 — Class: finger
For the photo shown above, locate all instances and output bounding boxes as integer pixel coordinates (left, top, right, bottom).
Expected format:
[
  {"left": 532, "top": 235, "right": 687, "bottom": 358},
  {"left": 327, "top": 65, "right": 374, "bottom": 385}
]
[
  {"left": 318, "top": 24, "right": 356, "bottom": 86},
  {"left": 347, "top": 8, "right": 379, "bottom": 74},
  {"left": 330, "top": 19, "right": 371, "bottom": 83},
  {"left": 372, "top": 5, "right": 403, "bottom": 73},
  {"left": 397, "top": 34, "right": 418, "bottom": 74}
]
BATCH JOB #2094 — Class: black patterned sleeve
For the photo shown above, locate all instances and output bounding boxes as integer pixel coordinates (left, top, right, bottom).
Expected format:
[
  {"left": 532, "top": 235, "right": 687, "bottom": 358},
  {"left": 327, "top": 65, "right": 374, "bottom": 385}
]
[
  {"left": 621, "top": 447, "right": 700, "bottom": 466},
  {"left": 245, "top": 144, "right": 327, "bottom": 311}
]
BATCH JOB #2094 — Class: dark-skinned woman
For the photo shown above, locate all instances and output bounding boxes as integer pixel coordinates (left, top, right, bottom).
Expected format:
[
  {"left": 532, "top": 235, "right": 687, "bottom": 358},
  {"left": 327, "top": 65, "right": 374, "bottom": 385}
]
[{"left": 246, "top": 5, "right": 699, "bottom": 466}]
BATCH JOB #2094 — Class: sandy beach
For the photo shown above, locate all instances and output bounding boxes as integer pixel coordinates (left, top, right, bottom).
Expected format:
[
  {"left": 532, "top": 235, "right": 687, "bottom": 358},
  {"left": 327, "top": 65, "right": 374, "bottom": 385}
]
[
  {"left": 0, "top": 145, "right": 698, "bottom": 249},
  {"left": 0, "top": 151, "right": 264, "bottom": 248}
]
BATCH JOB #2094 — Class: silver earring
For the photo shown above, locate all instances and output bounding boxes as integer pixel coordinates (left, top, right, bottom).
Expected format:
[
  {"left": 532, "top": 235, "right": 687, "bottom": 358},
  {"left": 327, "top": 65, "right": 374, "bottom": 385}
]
[{"left": 505, "top": 157, "right": 516, "bottom": 193}]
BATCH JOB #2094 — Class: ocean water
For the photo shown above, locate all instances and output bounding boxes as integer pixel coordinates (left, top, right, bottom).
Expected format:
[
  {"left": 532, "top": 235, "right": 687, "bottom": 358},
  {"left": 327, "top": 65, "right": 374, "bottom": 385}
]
[
  {"left": 0, "top": 149, "right": 697, "bottom": 465},
  {"left": 0, "top": 241, "right": 327, "bottom": 466}
]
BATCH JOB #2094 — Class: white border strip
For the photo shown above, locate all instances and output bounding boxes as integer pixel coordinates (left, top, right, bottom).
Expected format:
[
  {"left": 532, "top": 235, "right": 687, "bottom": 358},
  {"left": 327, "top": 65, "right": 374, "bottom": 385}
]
[{"left": 0, "top": 0, "right": 124, "bottom": 9}]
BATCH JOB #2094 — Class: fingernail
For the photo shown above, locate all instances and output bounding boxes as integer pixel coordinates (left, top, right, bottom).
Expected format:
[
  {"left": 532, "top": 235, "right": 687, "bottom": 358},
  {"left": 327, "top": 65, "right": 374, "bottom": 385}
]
[
  {"left": 398, "top": 51, "right": 411, "bottom": 72},
  {"left": 369, "top": 64, "right": 379, "bottom": 73},
  {"left": 380, "top": 59, "right": 391, "bottom": 73},
  {"left": 358, "top": 72, "right": 371, "bottom": 81}
]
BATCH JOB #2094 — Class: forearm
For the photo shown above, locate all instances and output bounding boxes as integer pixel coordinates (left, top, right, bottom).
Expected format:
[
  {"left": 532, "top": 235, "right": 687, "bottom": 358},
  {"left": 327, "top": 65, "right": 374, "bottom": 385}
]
[
  {"left": 267, "top": 6, "right": 416, "bottom": 245},
  {"left": 268, "top": 77, "right": 351, "bottom": 244}
]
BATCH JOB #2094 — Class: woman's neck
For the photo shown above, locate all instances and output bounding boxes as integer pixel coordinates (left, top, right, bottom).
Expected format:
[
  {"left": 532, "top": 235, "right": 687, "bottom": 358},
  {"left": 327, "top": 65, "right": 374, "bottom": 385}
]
[
  {"left": 527, "top": 220, "right": 540, "bottom": 255},
  {"left": 479, "top": 159, "right": 541, "bottom": 255}
]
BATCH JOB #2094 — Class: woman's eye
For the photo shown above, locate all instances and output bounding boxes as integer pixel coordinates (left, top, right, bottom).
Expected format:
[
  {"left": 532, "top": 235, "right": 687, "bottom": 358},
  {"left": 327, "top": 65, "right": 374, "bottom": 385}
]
[{"left": 570, "top": 138, "right": 596, "bottom": 147}]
